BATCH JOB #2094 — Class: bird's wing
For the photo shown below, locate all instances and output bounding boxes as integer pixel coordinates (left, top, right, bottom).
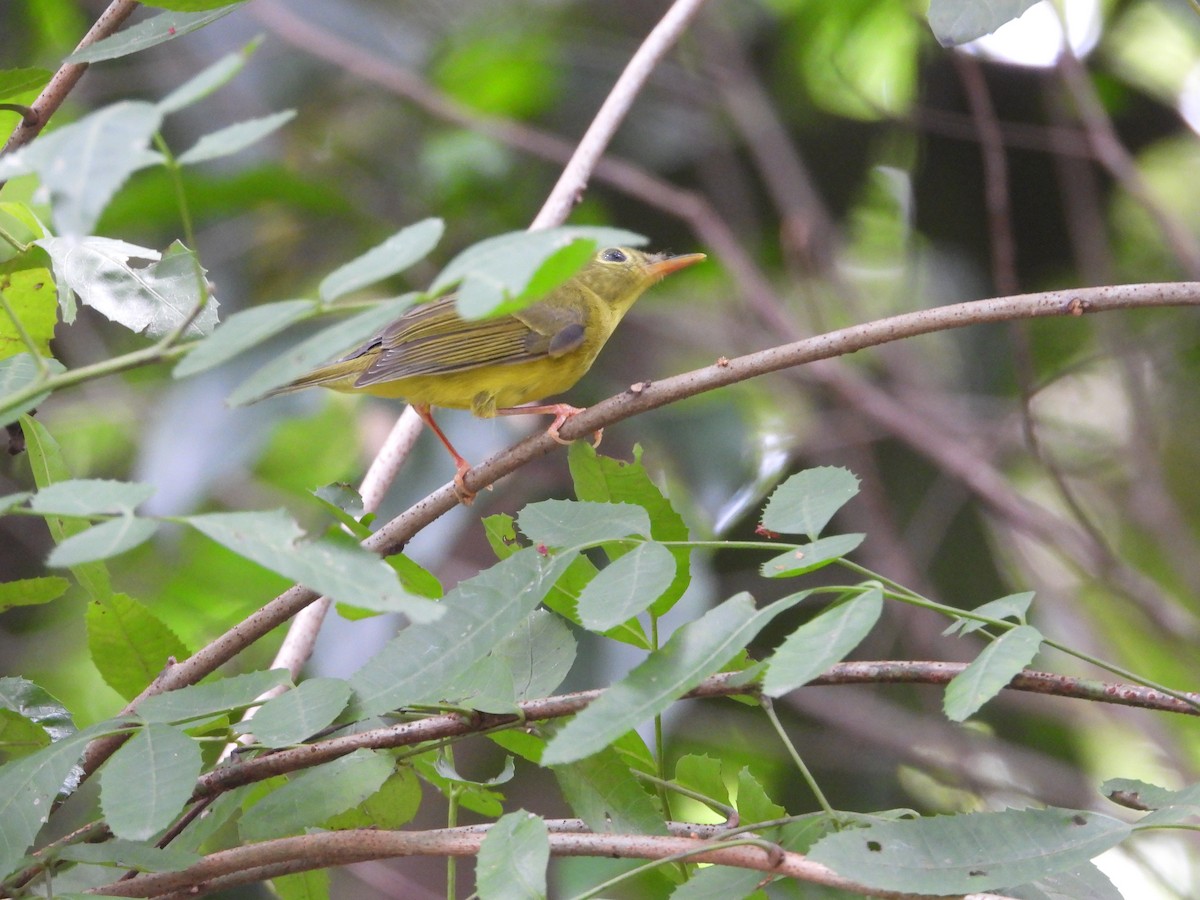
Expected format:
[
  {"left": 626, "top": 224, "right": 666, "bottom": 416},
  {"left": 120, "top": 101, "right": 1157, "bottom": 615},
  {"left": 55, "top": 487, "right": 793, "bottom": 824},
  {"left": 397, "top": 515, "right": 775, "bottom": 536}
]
[{"left": 348, "top": 296, "right": 586, "bottom": 387}]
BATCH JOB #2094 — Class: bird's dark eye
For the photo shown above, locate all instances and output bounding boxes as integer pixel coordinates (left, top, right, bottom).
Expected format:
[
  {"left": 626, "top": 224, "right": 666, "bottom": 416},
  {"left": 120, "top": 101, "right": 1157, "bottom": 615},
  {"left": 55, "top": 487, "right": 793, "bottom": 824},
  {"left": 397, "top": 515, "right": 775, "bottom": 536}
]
[{"left": 600, "top": 248, "right": 627, "bottom": 263}]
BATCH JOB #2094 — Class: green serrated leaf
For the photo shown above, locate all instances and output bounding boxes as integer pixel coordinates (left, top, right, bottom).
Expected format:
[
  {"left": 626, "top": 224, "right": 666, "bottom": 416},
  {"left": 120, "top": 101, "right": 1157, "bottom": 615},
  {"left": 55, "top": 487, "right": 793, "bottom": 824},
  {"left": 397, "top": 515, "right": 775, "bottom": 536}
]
[
  {"left": 182, "top": 509, "right": 440, "bottom": 621},
  {"left": 576, "top": 541, "right": 676, "bottom": 632},
  {"left": 0, "top": 726, "right": 101, "bottom": 879},
  {"left": 0, "top": 355, "right": 64, "bottom": 427},
  {"left": 0, "top": 68, "right": 52, "bottom": 103},
  {"left": 760, "top": 467, "right": 860, "bottom": 540},
  {"left": 324, "top": 767, "right": 421, "bottom": 830},
  {"left": 38, "top": 237, "right": 216, "bottom": 336},
  {"left": 762, "top": 588, "right": 881, "bottom": 697},
  {"left": 68, "top": 6, "right": 242, "bottom": 64},
  {"left": 237, "top": 678, "right": 351, "bottom": 747},
  {"left": 0, "top": 711, "right": 50, "bottom": 759},
  {"left": 555, "top": 746, "right": 667, "bottom": 835},
  {"left": 20, "top": 102, "right": 162, "bottom": 236},
  {"left": 19, "top": 416, "right": 112, "bottom": 600},
  {"left": 808, "top": 807, "right": 1131, "bottom": 893},
  {"left": 240, "top": 748, "right": 393, "bottom": 841},
  {"left": 0, "top": 576, "right": 70, "bottom": 611},
  {"left": 29, "top": 478, "right": 154, "bottom": 516},
  {"left": 476, "top": 811, "right": 549, "bottom": 900},
  {"left": 319, "top": 218, "right": 445, "bottom": 302},
  {"left": 157, "top": 39, "right": 261, "bottom": 114},
  {"left": 760, "top": 534, "right": 865, "bottom": 578},
  {"left": 944, "top": 625, "right": 1043, "bottom": 722},
  {"left": 271, "top": 867, "right": 331, "bottom": 900},
  {"left": 100, "top": 723, "right": 202, "bottom": 841},
  {"left": 518, "top": 499, "right": 651, "bottom": 548},
  {"left": 542, "top": 591, "right": 809, "bottom": 765},
  {"left": 173, "top": 299, "right": 316, "bottom": 378},
  {"left": 177, "top": 109, "right": 296, "bottom": 165},
  {"left": 568, "top": 443, "right": 691, "bottom": 618},
  {"left": 138, "top": 669, "right": 292, "bottom": 724},
  {"left": 349, "top": 548, "right": 577, "bottom": 717},
  {"left": 443, "top": 609, "right": 576, "bottom": 712},
  {"left": 47, "top": 515, "right": 157, "bottom": 566},
  {"left": 944, "top": 591, "right": 1036, "bottom": 636},
  {"left": 57, "top": 839, "right": 201, "bottom": 873},
  {"left": 0, "top": 258, "right": 57, "bottom": 360},
  {"left": 87, "top": 593, "right": 190, "bottom": 700}
]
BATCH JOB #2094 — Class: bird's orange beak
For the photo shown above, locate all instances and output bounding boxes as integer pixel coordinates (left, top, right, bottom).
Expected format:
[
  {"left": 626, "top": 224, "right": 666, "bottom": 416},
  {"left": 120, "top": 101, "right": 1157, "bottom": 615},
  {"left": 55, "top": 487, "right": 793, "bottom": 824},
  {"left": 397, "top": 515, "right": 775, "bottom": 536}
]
[{"left": 644, "top": 252, "right": 706, "bottom": 280}]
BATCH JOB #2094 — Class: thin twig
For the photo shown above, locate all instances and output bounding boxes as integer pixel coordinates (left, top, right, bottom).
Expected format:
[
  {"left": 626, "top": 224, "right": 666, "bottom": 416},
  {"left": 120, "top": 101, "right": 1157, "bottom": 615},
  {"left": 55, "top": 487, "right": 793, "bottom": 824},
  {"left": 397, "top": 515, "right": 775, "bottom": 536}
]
[
  {"left": 529, "top": 0, "right": 711, "bottom": 229},
  {"left": 89, "top": 819, "right": 989, "bottom": 900},
  {"left": 0, "top": 0, "right": 141, "bottom": 158}
]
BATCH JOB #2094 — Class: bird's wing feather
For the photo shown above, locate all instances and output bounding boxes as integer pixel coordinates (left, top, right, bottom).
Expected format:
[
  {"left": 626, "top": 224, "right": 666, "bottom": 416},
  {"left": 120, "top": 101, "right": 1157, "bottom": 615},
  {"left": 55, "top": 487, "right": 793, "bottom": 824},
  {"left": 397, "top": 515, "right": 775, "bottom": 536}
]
[{"left": 348, "top": 296, "right": 586, "bottom": 387}]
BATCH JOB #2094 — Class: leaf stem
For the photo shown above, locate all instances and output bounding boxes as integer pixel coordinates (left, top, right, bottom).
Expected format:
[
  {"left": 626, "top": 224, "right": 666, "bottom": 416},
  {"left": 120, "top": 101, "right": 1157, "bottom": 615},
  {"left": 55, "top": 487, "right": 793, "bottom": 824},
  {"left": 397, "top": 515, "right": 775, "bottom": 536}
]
[{"left": 761, "top": 697, "right": 840, "bottom": 824}]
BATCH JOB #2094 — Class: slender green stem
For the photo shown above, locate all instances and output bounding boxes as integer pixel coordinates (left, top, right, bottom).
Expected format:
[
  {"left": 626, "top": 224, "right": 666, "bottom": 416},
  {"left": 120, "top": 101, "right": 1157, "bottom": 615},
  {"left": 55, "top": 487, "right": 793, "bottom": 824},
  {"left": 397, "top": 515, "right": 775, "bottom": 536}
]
[
  {"left": 153, "top": 132, "right": 196, "bottom": 250},
  {"left": 445, "top": 749, "right": 460, "bottom": 900},
  {"left": 565, "top": 835, "right": 785, "bottom": 900},
  {"left": 632, "top": 771, "right": 738, "bottom": 824},
  {"left": 761, "top": 697, "right": 840, "bottom": 824},
  {"left": 838, "top": 559, "right": 1200, "bottom": 712},
  {"left": 0, "top": 288, "right": 49, "bottom": 375},
  {"left": 0, "top": 220, "right": 30, "bottom": 253},
  {"left": 1, "top": 342, "right": 189, "bottom": 413}
]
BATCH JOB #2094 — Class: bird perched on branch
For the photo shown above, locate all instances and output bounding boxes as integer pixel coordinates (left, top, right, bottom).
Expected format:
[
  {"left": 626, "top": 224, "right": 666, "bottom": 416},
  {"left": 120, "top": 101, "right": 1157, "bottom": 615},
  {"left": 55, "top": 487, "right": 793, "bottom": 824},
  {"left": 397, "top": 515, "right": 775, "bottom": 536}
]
[{"left": 274, "top": 245, "right": 705, "bottom": 499}]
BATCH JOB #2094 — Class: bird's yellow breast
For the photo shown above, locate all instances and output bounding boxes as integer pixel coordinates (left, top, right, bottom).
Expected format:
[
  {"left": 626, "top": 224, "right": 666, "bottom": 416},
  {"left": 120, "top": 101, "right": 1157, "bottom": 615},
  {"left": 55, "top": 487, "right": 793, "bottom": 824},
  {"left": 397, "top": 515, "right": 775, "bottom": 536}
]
[{"left": 328, "top": 350, "right": 596, "bottom": 416}]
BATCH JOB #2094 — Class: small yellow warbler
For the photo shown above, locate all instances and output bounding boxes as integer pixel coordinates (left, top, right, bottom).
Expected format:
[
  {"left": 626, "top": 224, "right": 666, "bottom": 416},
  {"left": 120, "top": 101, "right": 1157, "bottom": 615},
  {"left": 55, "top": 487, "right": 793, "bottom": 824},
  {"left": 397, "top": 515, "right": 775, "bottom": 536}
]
[{"left": 275, "top": 245, "right": 705, "bottom": 495}]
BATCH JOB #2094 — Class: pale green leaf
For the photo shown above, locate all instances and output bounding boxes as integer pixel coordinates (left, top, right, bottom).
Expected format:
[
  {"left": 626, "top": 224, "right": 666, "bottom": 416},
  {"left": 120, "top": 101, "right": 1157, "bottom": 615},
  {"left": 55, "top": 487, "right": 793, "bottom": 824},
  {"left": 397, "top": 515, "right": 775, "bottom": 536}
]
[
  {"left": 157, "top": 39, "right": 261, "bottom": 114},
  {"left": 760, "top": 533, "right": 865, "bottom": 578},
  {"left": 0, "top": 68, "right": 51, "bottom": 102},
  {"left": 518, "top": 499, "right": 651, "bottom": 548},
  {"left": 542, "top": 591, "right": 808, "bottom": 765},
  {"left": 38, "top": 238, "right": 216, "bottom": 337},
  {"left": 0, "top": 355, "right": 64, "bottom": 427},
  {"left": 183, "top": 509, "right": 440, "bottom": 621},
  {"left": 67, "top": 6, "right": 242, "bottom": 63},
  {"left": 57, "top": 839, "right": 201, "bottom": 873},
  {"left": 47, "top": 516, "right": 157, "bottom": 566},
  {"left": 349, "top": 548, "right": 576, "bottom": 716},
  {"left": 576, "top": 541, "right": 676, "bottom": 631},
  {"left": 237, "top": 678, "right": 352, "bottom": 747},
  {"left": 0, "top": 727, "right": 97, "bottom": 879},
  {"left": 29, "top": 478, "right": 154, "bottom": 516},
  {"left": 319, "top": 218, "right": 445, "bottom": 302},
  {"left": 87, "top": 593, "right": 190, "bottom": 701},
  {"left": 0, "top": 576, "right": 70, "bottom": 611},
  {"left": 944, "top": 591, "right": 1036, "bottom": 636},
  {"left": 138, "top": 669, "right": 292, "bottom": 724},
  {"left": 477, "top": 811, "right": 549, "bottom": 900},
  {"left": 944, "top": 625, "right": 1044, "bottom": 721},
  {"left": 173, "top": 299, "right": 317, "bottom": 378},
  {"left": 240, "top": 749, "right": 393, "bottom": 841},
  {"left": 762, "top": 588, "right": 881, "bottom": 697},
  {"left": 808, "top": 807, "right": 1131, "bottom": 893},
  {"left": 177, "top": 110, "right": 296, "bottom": 165},
  {"left": 18, "top": 101, "right": 162, "bottom": 235},
  {"left": 760, "top": 467, "right": 860, "bottom": 540},
  {"left": 100, "top": 723, "right": 202, "bottom": 840},
  {"left": 555, "top": 746, "right": 666, "bottom": 835}
]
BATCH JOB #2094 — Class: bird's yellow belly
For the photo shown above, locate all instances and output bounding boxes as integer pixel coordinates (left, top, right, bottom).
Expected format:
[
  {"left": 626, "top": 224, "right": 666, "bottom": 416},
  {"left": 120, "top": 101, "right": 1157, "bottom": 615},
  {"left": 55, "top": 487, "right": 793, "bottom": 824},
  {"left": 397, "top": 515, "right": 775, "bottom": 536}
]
[{"left": 332, "top": 353, "right": 594, "bottom": 415}]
